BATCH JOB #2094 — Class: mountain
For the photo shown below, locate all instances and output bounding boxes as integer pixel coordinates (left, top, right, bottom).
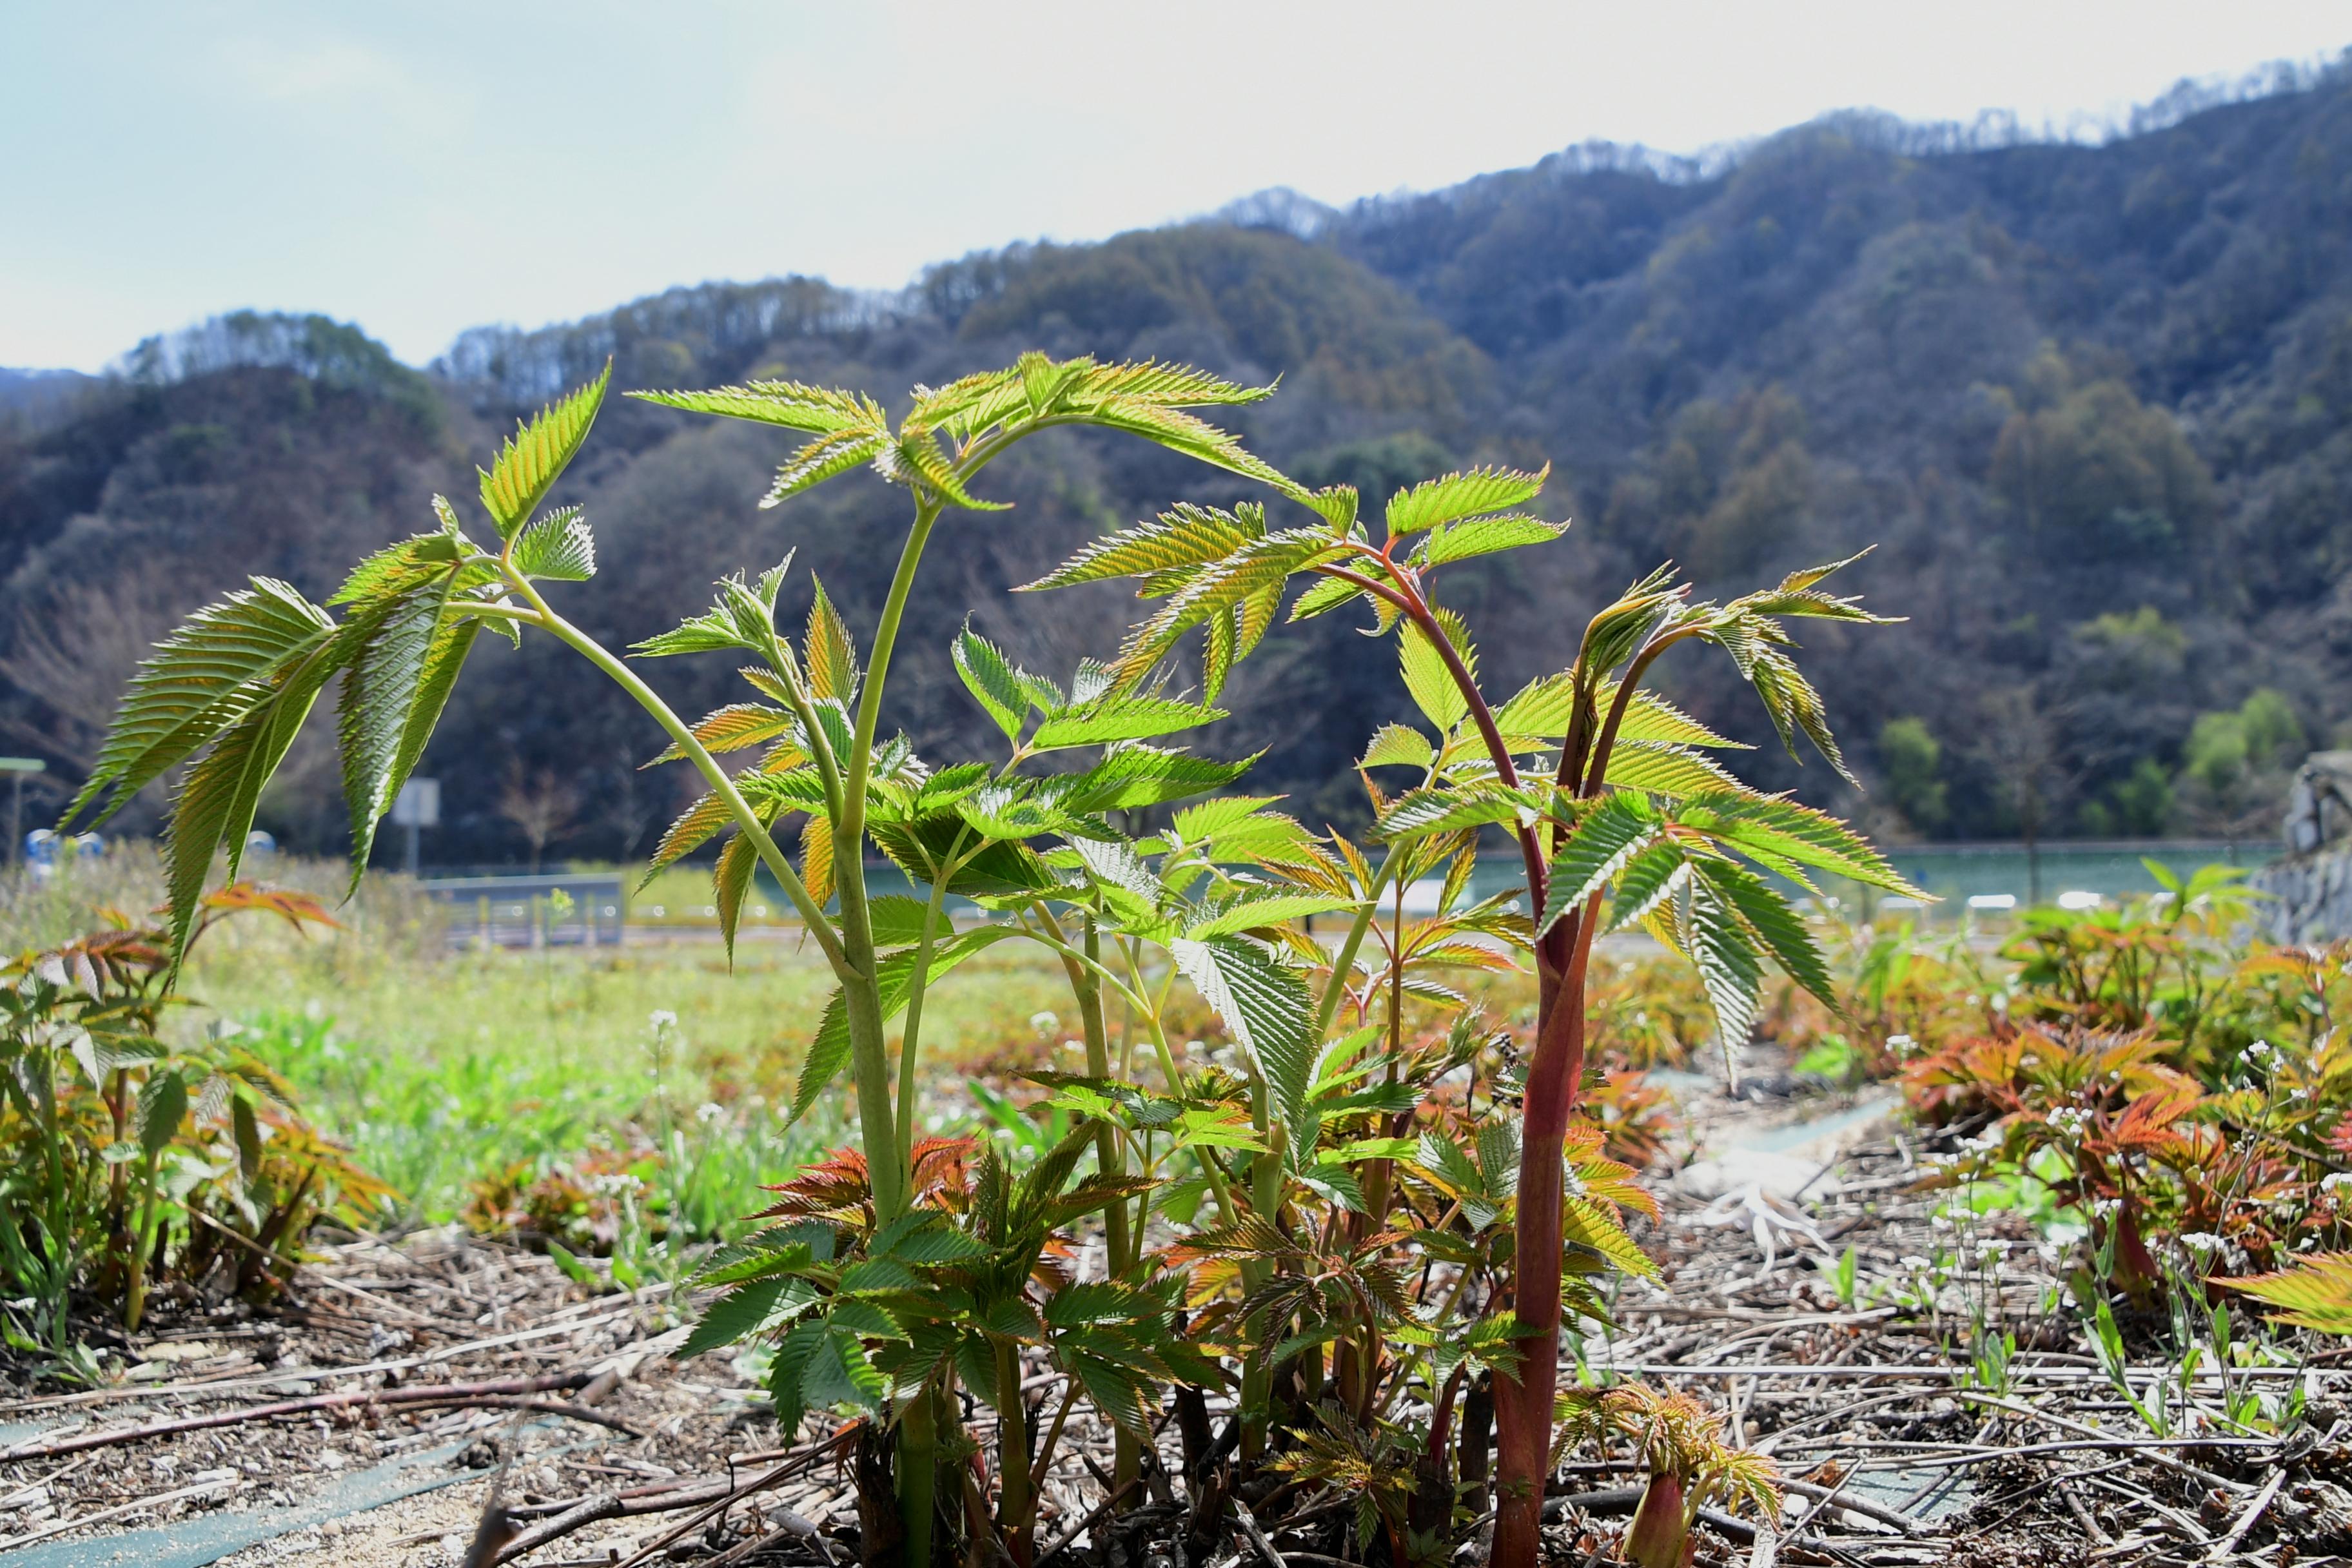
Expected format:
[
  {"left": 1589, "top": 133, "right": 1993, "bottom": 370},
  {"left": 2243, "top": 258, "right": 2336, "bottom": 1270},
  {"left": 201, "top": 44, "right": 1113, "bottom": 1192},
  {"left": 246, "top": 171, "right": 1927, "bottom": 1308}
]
[
  {"left": 6, "top": 61, "right": 2352, "bottom": 864},
  {"left": 0, "top": 369, "right": 96, "bottom": 421}
]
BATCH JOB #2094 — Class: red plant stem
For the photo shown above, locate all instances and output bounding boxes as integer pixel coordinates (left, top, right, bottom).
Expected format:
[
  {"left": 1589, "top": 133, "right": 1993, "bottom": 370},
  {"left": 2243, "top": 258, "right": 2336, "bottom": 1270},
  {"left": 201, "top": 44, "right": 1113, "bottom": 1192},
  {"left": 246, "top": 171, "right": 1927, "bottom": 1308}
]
[
  {"left": 1324, "top": 560, "right": 1551, "bottom": 908},
  {"left": 1625, "top": 1469, "right": 1690, "bottom": 1568},
  {"left": 1320, "top": 561, "right": 1680, "bottom": 1568},
  {"left": 1491, "top": 888, "right": 1601, "bottom": 1568},
  {"left": 1495, "top": 633, "right": 1689, "bottom": 1568}
]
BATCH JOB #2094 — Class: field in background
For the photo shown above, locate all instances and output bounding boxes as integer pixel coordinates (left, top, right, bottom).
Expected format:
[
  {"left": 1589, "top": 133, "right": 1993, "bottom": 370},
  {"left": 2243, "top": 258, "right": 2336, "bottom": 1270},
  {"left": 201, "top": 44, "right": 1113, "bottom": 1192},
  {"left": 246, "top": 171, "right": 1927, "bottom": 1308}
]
[{"left": 0, "top": 848, "right": 1116, "bottom": 1226}]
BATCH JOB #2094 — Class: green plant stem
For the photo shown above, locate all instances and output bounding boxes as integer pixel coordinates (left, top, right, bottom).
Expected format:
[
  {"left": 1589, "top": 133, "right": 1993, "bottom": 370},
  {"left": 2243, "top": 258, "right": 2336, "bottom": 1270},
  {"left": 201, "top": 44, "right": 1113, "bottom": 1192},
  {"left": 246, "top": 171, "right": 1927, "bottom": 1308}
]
[
  {"left": 1030, "top": 907, "right": 1135, "bottom": 1268},
  {"left": 123, "top": 1148, "right": 160, "bottom": 1333},
  {"left": 901, "top": 1378, "right": 941, "bottom": 1568},
  {"left": 1071, "top": 915, "right": 1139, "bottom": 1505},
  {"left": 834, "top": 498, "right": 945, "bottom": 1225},
  {"left": 37, "top": 1059, "right": 70, "bottom": 1350},
  {"left": 498, "top": 574, "right": 910, "bottom": 1237},
  {"left": 994, "top": 1340, "right": 1032, "bottom": 1565},
  {"left": 491, "top": 582, "right": 845, "bottom": 972},
  {"left": 1311, "top": 842, "right": 1404, "bottom": 1043},
  {"left": 894, "top": 829, "right": 971, "bottom": 1176},
  {"left": 1119, "top": 945, "right": 1236, "bottom": 1224}
]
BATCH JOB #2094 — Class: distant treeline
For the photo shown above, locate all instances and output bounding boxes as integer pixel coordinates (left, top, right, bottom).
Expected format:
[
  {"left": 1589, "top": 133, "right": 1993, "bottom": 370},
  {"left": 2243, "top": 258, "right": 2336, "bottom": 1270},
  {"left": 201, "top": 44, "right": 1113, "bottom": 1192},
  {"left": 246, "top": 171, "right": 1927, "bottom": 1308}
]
[{"left": 6, "top": 55, "right": 2352, "bottom": 867}]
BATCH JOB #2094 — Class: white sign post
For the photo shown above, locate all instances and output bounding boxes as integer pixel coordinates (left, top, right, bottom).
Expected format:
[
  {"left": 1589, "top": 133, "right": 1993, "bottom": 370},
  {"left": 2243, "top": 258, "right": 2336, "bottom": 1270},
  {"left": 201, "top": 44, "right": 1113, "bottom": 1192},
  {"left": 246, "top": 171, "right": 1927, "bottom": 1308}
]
[{"left": 391, "top": 778, "right": 441, "bottom": 874}]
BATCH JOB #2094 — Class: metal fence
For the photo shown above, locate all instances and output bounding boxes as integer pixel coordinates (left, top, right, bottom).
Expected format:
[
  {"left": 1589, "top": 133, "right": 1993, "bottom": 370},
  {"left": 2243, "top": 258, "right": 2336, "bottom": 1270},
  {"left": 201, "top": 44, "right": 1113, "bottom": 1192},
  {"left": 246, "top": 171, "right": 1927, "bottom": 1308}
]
[{"left": 417, "top": 873, "right": 625, "bottom": 948}]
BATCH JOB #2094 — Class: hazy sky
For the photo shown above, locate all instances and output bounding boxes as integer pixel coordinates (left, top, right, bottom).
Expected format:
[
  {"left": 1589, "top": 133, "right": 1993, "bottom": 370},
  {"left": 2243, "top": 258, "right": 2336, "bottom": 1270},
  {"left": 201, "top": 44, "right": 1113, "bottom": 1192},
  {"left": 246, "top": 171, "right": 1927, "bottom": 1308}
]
[{"left": 5, "top": 2, "right": 2347, "bottom": 370}]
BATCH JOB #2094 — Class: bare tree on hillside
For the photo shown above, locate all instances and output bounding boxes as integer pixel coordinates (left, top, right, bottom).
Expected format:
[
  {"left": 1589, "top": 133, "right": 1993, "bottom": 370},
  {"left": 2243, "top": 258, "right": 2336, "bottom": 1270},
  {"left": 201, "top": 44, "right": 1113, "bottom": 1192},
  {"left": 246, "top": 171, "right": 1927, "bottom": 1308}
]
[
  {"left": 498, "top": 763, "right": 579, "bottom": 874},
  {"left": 2, "top": 565, "right": 186, "bottom": 772}
]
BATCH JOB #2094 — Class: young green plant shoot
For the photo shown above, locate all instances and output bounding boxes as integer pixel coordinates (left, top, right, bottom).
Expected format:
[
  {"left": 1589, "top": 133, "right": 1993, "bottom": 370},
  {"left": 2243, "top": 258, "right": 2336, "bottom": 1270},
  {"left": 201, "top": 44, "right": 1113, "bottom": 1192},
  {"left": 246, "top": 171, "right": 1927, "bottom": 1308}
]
[{"left": 70, "top": 351, "right": 1912, "bottom": 1568}]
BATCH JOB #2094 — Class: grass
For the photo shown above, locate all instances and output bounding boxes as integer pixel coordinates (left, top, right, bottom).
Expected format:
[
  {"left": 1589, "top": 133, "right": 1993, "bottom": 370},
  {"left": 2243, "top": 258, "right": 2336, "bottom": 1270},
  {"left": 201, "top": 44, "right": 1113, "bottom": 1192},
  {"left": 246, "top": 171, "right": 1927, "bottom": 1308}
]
[
  {"left": 1, "top": 847, "right": 1086, "bottom": 1228},
  {"left": 1, "top": 846, "right": 1547, "bottom": 1240}
]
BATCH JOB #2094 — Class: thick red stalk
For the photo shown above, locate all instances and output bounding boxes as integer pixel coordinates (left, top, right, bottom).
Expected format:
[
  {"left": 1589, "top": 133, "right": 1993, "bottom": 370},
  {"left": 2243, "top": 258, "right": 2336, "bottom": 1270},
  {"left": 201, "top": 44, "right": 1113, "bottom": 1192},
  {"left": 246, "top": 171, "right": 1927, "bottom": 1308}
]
[
  {"left": 1625, "top": 1470, "right": 1690, "bottom": 1568},
  {"left": 1488, "top": 890, "right": 1598, "bottom": 1568}
]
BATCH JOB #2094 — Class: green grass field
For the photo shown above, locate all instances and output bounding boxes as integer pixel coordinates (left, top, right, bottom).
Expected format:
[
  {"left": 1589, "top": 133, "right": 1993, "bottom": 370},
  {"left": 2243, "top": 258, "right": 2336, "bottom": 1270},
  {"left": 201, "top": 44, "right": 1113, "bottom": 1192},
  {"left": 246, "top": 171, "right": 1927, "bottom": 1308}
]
[
  {"left": 3, "top": 849, "right": 1087, "bottom": 1227},
  {"left": 3, "top": 846, "right": 1538, "bottom": 1239}
]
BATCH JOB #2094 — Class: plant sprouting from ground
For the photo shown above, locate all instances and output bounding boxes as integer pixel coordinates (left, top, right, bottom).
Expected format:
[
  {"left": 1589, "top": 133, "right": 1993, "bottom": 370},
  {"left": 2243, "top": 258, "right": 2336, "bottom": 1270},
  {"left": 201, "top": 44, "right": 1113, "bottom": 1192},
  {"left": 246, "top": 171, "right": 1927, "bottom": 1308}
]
[
  {"left": 1554, "top": 1383, "right": 1781, "bottom": 1568},
  {"left": 64, "top": 352, "right": 1317, "bottom": 1564},
  {"left": 1030, "top": 466, "right": 1914, "bottom": 1567},
  {"left": 70, "top": 348, "right": 1913, "bottom": 1568},
  {"left": 0, "top": 883, "right": 380, "bottom": 1357}
]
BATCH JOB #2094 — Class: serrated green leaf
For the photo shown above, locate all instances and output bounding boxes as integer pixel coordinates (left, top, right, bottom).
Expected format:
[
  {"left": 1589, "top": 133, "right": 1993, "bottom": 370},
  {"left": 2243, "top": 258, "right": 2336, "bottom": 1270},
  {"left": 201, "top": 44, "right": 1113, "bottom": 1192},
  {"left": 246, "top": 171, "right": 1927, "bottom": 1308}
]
[
  {"left": 1170, "top": 936, "right": 1313, "bottom": 1146},
  {"left": 643, "top": 791, "right": 734, "bottom": 885},
  {"left": 1398, "top": 612, "right": 1473, "bottom": 730},
  {"left": 714, "top": 829, "right": 762, "bottom": 963},
  {"left": 1602, "top": 742, "right": 1745, "bottom": 799},
  {"left": 1372, "top": 781, "right": 1535, "bottom": 839},
  {"left": 1031, "top": 696, "right": 1227, "bottom": 750},
  {"left": 799, "top": 1326, "right": 886, "bottom": 1413},
  {"left": 1690, "top": 857, "right": 1837, "bottom": 1009},
  {"left": 1685, "top": 877, "right": 1765, "bottom": 1053},
  {"left": 1384, "top": 465, "right": 1549, "bottom": 538},
  {"left": 1048, "top": 747, "right": 1256, "bottom": 813},
  {"left": 1182, "top": 893, "right": 1356, "bottom": 939},
  {"left": 1068, "top": 358, "right": 1276, "bottom": 409},
  {"left": 1108, "top": 529, "right": 1346, "bottom": 691},
  {"left": 1561, "top": 1197, "right": 1659, "bottom": 1280},
  {"left": 67, "top": 578, "right": 335, "bottom": 830},
  {"left": 1539, "top": 792, "right": 1661, "bottom": 935},
  {"left": 480, "top": 364, "right": 609, "bottom": 540},
  {"left": 1359, "top": 723, "right": 1434, "bottom": 772},
  {"left": 337, "top": 576, "right": 458, "bottom": 886},
  {"left": 873, "top": 1212, "right": 990, "bottom": 1263},
  {"left": 510, "top": 505, "right": 596, "bottom": 581},
  {"left": 803, "top": 578, "right": 858, "bottom": 702},
  {"left": 1604, "top": 843, "right": 1689, "bottom": 932},
  {"left": 866, "top": 894, "right": 944, "bottom": 948},
  {"left": 1416, "top": 513, "right": 1567, "bottom": 566},
  {"left": 680, "top": 1279, "right": 790, "bottom": 1358},
  {"left": 1170, "top": 794, "right": 1280, "bottom": 842},
  {"left": 1610, "top": 686, "right": 1747, "bottom": 750},
  {"left": 1286, "top": 573, "right": 1367, "bottom": 622},
  {"left": 1490, "top": 672, "right": 1579, "bottom": 743},
  {"left": 953, "top": 626, "right": 1032, "bottom": 740},
  {"left": 1676, "top": 792, "right": 1921, "bottom": 896},
  {"left": 137, "top": 1069, "right": 188, "bottom": 1156},
  {"left": 1019, "top": 502, "right": 1264, "bottom": 592},
  {"left": 767, "top": 427, "right": 892, "bottom": 507},
  {"left": 630, "top": 379, "right": 886, "bottom": 435},
  {"left": 2224, "top": 1254, "right": 2352, "bottom": 1334}
]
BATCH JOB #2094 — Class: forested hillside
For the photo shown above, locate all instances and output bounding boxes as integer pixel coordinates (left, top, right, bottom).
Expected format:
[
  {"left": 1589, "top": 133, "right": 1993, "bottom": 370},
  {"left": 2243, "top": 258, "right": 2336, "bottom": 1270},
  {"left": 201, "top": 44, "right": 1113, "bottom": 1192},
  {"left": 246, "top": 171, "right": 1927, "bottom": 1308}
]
[{"left": 6, "top": 64, "right": 2352, "bottom": 864}]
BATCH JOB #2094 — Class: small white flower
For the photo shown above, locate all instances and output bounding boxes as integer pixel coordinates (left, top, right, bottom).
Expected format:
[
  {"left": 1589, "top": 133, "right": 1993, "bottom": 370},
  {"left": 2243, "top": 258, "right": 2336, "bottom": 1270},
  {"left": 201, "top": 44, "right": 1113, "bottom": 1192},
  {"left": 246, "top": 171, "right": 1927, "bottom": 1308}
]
[
  {"left": 2321, "top": 1172, "right": 2352, "bottom": 1193},
  {"left": 696, "top": 1102, "right": 726, "bottom": 1126},
  {"left": 1887, "top": 1034, "right": 1916, "bottom": 1052},
  {"left": 2179, "top": 1231, "right": 2223, "bottom": 1253},
  {"left": 1029, "top": 1010, "right": 1059, "bottom": 1037},
  {"left": 1900, "top": 1255, "right": 1932, "bottom": 1271},
  {"left": 590, "top": 1172, "right": 645, "bottom": 1199},
  {"left": 2246, "top": 1040, "right": 2276, "bottom": 1061},
  {"left": 649, "top": 1009, "right": 678, "bottom": 1032}
]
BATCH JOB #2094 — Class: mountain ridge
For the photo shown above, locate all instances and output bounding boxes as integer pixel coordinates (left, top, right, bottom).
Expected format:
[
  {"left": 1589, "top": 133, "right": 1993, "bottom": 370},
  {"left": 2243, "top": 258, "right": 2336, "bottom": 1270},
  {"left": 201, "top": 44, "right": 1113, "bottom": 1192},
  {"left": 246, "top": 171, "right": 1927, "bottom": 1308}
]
[{"left": 8, "top": 61, "right": 2352, "bottom": 863}]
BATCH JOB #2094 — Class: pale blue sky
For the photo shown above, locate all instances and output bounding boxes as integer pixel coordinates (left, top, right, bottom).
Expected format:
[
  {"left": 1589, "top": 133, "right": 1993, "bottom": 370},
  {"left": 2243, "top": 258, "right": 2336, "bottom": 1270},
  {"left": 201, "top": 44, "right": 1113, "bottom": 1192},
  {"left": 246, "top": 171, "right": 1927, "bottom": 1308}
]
[{"left": 5, "top": 1, "right": 2346, "bottom": 371}]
